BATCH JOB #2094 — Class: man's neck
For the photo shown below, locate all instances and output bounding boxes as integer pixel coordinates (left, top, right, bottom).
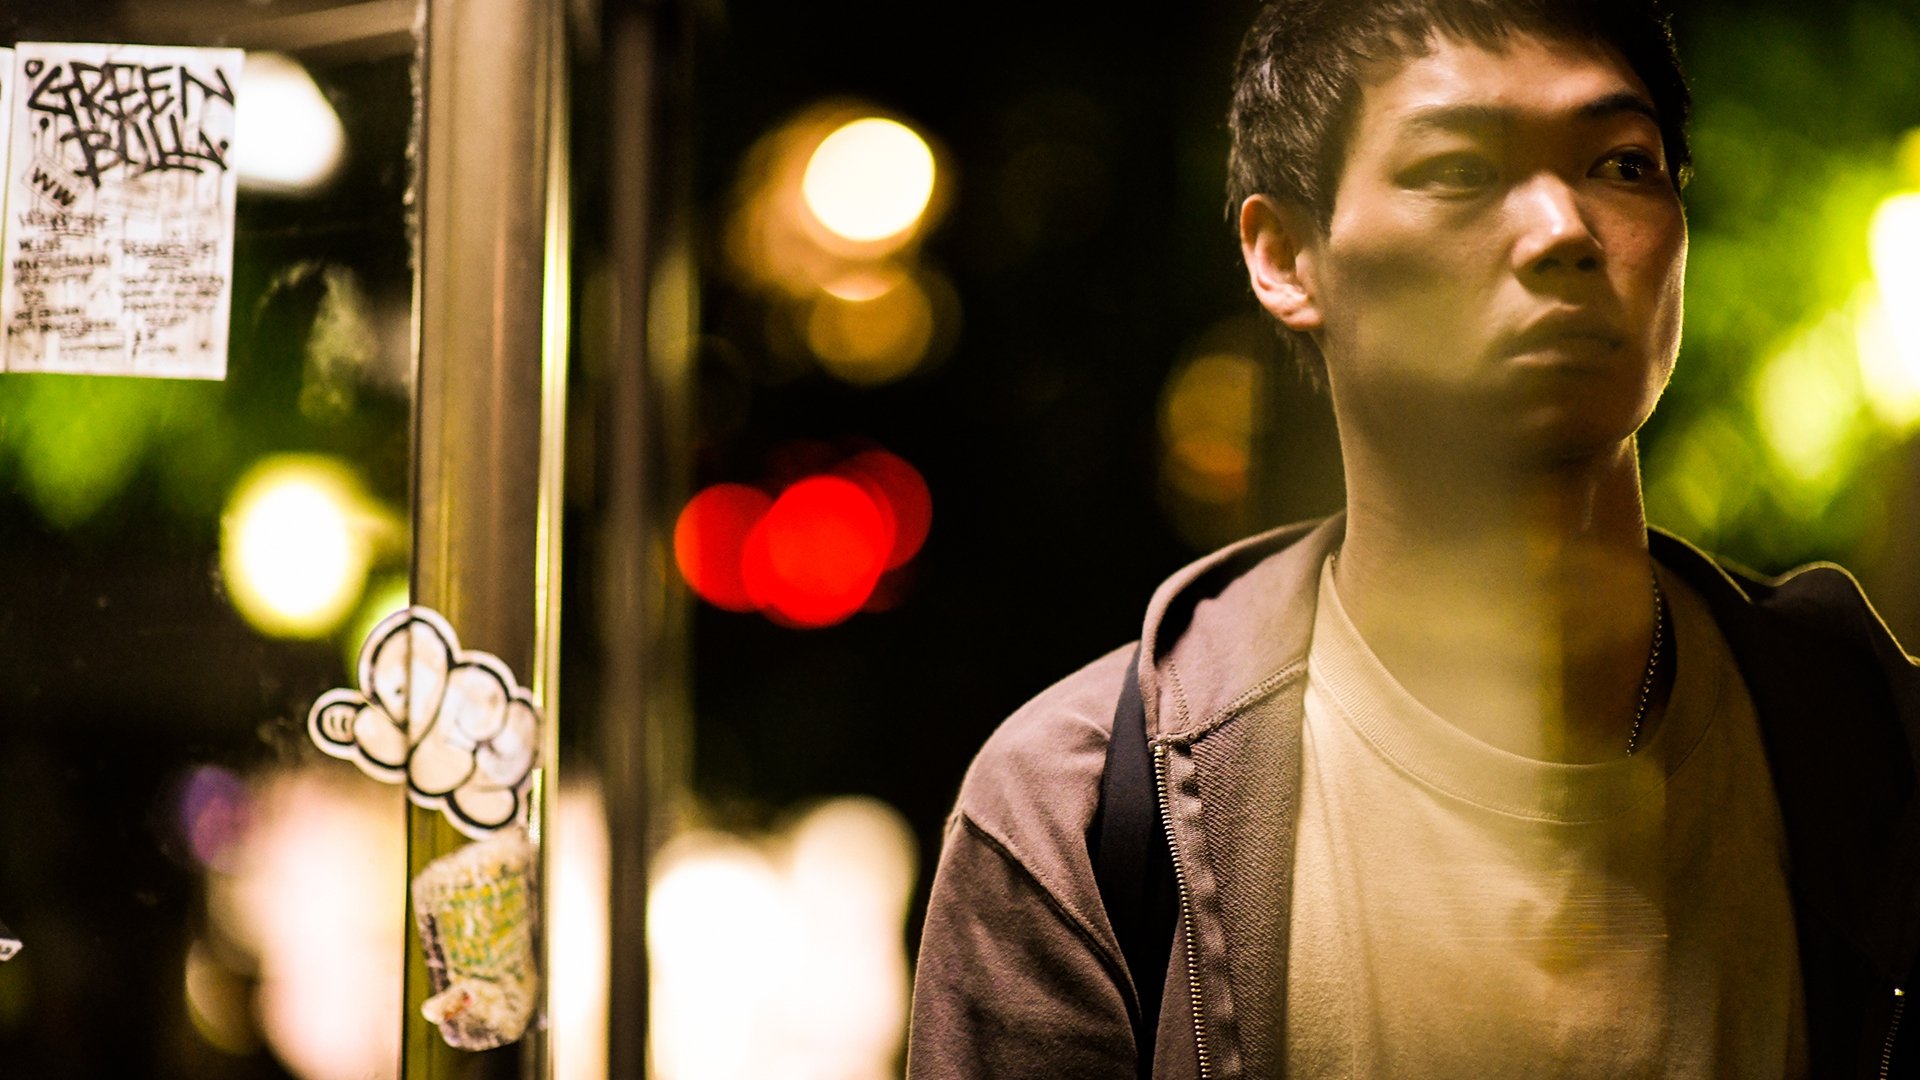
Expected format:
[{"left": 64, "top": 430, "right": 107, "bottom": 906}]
[{"left": 1331, "top": 438, "right": 1663, "bottom": 763}]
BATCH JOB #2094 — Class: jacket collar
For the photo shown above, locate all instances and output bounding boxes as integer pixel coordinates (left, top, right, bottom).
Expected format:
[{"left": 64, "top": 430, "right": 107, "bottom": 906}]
[{"left": 1137, "top": 516, "right": 1341, "bottom": 741}]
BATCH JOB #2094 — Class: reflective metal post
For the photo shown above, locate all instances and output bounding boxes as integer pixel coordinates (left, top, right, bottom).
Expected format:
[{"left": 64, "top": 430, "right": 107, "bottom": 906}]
[{"left": 408, "top": 0, "right": 567, "bottom": 1074}]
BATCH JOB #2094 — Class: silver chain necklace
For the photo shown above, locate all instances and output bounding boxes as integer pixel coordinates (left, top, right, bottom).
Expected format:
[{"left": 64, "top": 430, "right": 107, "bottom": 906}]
[{"left": 1624, "top": 570, "right": 1666, "bottom": 756}]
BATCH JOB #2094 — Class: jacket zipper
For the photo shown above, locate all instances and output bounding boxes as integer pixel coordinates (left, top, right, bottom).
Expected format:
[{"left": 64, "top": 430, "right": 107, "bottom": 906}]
[
  {"left": 1883, "top": 987, "right": 1906, "bottom": 1080},
  {"left": 1154, "top": 742, "right": 1213, "bottom": 1080}
]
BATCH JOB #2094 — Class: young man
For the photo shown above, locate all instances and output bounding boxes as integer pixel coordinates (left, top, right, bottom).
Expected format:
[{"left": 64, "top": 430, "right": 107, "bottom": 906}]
[{"left": 907, "top": 1, "right": 1920, "bottom": 1077}]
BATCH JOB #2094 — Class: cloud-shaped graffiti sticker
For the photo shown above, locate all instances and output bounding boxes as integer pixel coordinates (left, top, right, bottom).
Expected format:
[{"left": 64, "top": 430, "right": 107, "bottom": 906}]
[{"left": 309, "top": 608, "right": 539, "bottom": 839}]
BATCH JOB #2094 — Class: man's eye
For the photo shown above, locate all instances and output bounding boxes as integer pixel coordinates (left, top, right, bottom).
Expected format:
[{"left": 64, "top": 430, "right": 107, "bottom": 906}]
[
  {"left": 1408, "top": 156, "right": 1495, "bottom": 191},
  {"left": 1594, "top": 150, "right": 1664, "bottom": 183}
]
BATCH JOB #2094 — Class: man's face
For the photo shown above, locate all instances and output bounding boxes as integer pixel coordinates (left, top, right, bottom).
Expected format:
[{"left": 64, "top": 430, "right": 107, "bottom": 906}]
[{"left": 1299, "top": 32, "right": 1687, "bottom": 466}]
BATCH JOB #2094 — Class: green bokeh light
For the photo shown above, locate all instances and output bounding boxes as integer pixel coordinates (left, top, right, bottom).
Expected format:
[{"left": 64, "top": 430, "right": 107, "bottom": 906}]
[{"left": 1645, "top": 3, "right": 1920, "bottom": 572}]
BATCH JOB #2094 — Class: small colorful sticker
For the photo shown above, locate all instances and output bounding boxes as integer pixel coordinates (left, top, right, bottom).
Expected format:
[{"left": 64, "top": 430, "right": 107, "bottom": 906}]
[
  {"left": 308, "top": 607, "right": 540, "bottom": 839},
  {"left": 412, "top": 833, "right": 538, "bottom": 1050}
]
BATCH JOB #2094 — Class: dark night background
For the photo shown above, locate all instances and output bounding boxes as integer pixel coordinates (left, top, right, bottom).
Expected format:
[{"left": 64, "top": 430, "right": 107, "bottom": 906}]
[{"left": 0, "top": 0, "right": 1916, "bottom": 1075}]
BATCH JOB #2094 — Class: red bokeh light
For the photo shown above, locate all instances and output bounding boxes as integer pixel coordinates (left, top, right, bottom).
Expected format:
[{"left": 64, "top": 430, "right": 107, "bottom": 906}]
[
  {"left": 740, "top": 476, "right": 890, "bottom": 627},
  {"left": 676, "top": 448, "right": 932, "bottom": 627},
  {"left": 674, "top": 484, "right": 774, "bottom": 612},
  {"left": 836, "top": 450, "right": 932, "bottom": 568}
]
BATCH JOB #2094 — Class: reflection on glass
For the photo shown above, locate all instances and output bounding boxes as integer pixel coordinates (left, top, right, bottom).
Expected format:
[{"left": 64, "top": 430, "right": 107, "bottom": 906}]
[{"left": 0, "top": 11, "right": 415, "bottom": 1075}]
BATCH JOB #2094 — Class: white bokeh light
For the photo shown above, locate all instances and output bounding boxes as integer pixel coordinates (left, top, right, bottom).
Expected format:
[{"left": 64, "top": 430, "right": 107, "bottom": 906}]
[
  {"left": 210, "top": 769, "right": 404, "bottom": 1080},
  {"left": 1869, "top": 193, "right": 1920, "bottom": 381},
  {"left": 235, "top": 53, "right": 346, "bottom": 194},
  {"left": 649, "top": 835, "right": 794, "bottom": 1080},
  {"left": 801, "top": 118, "right": 936, "bottom": 245},
  {"left": 647, "top": 798, "right": 917, "bottom": 1080},
  {"left": 553, "top": 784, "right": 612, "bottom": 1080}
]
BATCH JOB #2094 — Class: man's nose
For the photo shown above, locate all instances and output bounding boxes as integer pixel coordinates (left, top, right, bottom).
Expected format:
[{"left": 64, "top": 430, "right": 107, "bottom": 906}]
[{"left": 1510, "top": 174, "right": 1602, "bottom": 277}]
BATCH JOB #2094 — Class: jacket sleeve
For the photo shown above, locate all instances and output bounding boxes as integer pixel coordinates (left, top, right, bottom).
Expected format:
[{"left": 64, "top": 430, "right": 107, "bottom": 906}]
[{"left": 906, "top": 809, "right": 1137, "bottom": 1079}]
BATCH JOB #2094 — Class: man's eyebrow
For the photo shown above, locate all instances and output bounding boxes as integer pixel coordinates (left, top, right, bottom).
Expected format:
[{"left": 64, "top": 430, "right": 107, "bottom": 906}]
[
  {"left": 1577, "top": 91, "right": 1661, "bottom": 126},
  {"left": 1398, "top": 92, "right": 1661, "bottom": 135}
]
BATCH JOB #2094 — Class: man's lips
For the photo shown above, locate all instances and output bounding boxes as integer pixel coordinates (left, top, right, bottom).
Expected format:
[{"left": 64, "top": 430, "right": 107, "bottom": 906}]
[{"left": 1505, "top": 312, "right": 1626, "bottom": 356}]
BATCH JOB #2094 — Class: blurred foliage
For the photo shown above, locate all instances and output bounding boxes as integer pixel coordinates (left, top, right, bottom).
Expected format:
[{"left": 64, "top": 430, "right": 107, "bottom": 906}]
[
  {"left": 0, "top": 375, "right": 226, "bottom": 531},
  {"left": 0, "top": 259, "right": 409, "bottom": 550},
  {"left": 1646, "top": 3, "right": 1920, "bottom": 572}
]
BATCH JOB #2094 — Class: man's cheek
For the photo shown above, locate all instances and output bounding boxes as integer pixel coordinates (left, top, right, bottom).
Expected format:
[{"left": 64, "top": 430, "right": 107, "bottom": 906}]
[{"left": 1342, "top": 273, "right": 1481, "bottom": 373}]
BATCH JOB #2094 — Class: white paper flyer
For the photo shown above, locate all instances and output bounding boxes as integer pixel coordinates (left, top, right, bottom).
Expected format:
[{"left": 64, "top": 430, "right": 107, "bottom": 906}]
[{"left": 1, "top": 43, "right": 244, "bottom": 378}]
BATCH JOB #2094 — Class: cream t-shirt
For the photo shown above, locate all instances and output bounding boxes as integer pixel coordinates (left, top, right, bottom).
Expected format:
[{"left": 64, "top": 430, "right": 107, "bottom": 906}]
[{"left": 1286, "top": 558, "right": 1806, "bottom": 1079}]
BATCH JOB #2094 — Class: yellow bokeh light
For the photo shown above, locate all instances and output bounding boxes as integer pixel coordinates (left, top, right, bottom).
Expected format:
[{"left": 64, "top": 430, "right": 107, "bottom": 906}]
[
  {"left": 801, "top": 118, "right": 937, "bottom": 246},
  {"left": 1751, "top": 309, "right": 1865, "bottom": 498},
  {"left": 1160, "top": 352, "right": 1260, "bottom": 505},
  {"left": 1898, "top": 129, "right": 1920, "bottom": 188},
  {"left": 805, "top": 269, "right": 936, "bottom": 385},
  {"left": 185, "top": 938, "right": 257, "bottom": 1055},
  {"left": 221, "top": 457, "right": 372, "bottom": 639},
  {"left": 821, "top": 268, "right": 905, "bottom": 302},
  {"left": 235, "top": 54, "right": 346, "bottom": 195}
]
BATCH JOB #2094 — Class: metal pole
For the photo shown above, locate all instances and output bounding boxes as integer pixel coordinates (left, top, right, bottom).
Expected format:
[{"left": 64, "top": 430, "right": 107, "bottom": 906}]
[{"left": 408, "top": 0, "right": 567, "bottom": 1074}]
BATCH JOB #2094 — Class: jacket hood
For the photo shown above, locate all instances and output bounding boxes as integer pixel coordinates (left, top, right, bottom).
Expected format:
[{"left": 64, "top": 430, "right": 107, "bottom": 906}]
[{"left": 1136, "top": 515, "right": 1343, "bottom": 741}]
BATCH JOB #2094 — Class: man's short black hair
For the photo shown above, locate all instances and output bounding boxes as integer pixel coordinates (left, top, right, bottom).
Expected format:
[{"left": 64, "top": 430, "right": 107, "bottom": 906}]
[{"left": 1227, "top": 0, "right": 1692, "bottom": 385}]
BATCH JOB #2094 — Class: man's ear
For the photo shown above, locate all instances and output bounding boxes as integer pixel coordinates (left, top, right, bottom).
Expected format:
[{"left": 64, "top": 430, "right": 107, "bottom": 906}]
[{"left": 1239, "top": 194, "right": 1323, "bottom": 334}]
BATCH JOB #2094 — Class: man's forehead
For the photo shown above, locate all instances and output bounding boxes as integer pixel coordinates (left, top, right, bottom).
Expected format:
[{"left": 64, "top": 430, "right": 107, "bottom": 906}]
[{"left": 1355, "top": 31, "right": 1658, "bottom": 136}]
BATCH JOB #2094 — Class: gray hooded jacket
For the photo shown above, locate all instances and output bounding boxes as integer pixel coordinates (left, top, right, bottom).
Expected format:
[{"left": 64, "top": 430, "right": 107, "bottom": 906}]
[{"left": 906, "top": 516, "right": 1920, "bottom": 1079}]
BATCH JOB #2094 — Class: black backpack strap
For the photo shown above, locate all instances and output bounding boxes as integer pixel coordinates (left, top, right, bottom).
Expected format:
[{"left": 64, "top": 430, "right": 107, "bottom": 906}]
[{"left": 1090, "top": 645, "right": 1179, "bottom": 1079}]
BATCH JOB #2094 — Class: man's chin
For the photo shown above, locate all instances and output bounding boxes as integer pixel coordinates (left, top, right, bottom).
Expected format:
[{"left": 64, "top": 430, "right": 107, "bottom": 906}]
[
  {"left": 1475, "top": 368, "right": 1660, "bottom": 463},
  {"left": 1499, "top": 406, "right": 1648, "bottom": 472},
  {"left": 1342, "top": 374, "right": 1658, "bottom": 476}
]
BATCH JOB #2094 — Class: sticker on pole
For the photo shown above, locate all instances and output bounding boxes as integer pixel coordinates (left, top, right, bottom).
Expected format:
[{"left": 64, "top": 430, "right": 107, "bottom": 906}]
[
  {"left": 2, "top": 43, "right": 244, "bottom": 378},
  {"left": 412, "top": 833, "right": 539, "bottom": 1050},
  {"left": 309, "top": 607, "right": 540, "bottom": 839}
]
